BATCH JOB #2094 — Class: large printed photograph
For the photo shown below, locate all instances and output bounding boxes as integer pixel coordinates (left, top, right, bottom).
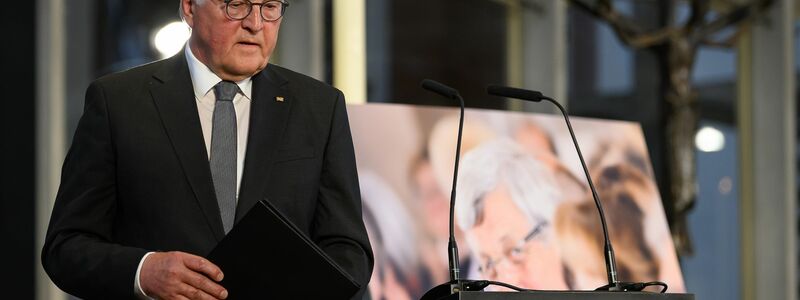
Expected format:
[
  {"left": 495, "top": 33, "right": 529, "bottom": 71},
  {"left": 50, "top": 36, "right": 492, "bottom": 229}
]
[{"left": 349, "top": 103, "right": 685, "bottom": 299}]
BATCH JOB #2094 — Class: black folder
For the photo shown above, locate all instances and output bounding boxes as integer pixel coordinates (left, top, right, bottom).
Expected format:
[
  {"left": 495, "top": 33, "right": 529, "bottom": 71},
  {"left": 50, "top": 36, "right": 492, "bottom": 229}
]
[{"left": 207, "top": 199, "right": 361, "bottom": 299}]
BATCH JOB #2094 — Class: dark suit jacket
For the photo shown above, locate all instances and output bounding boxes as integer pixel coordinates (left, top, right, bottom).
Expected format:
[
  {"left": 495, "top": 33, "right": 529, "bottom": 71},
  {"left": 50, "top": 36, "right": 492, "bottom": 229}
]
[{"left": 42, "top": 52, "right": 374, "bottom": 299}]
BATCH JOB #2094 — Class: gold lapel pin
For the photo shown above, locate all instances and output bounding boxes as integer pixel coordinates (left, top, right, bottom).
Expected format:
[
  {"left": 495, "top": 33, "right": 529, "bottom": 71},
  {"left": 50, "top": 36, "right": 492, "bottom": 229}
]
[{"left": 276, "top": 96, "right": 285, "bottom": 102}]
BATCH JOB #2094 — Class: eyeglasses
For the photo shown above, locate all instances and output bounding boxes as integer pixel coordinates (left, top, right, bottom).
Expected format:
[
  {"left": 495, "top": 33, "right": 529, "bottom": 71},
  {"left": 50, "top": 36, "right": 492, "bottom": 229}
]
[
  {"left": 477, "top": 221, "right": 548, "bottom": 278},
  {"left": 223, "top": 0, "right": 289, "bottom": 22}
]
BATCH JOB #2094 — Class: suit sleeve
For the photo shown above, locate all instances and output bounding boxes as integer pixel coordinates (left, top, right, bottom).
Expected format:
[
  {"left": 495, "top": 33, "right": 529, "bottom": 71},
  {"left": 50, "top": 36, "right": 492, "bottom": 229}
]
[
  {"left": 41, "top": 81, "right": 148, "bottom": 299},
  {"left": 312, "top": 90, "right": 374, "bottom": 297}
]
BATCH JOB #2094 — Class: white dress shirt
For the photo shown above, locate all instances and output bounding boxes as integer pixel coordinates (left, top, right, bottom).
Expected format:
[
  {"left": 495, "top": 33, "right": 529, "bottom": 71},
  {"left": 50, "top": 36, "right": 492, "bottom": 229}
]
[{"left": 134, "top": 45, "right": 254, "bottom": 298}]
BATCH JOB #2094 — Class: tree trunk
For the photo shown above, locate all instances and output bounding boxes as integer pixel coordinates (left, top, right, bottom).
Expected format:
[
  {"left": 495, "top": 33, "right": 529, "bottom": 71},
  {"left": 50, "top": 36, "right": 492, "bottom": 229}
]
[{"left": 664, "top": 37, "right": 698, "bottom": 256}]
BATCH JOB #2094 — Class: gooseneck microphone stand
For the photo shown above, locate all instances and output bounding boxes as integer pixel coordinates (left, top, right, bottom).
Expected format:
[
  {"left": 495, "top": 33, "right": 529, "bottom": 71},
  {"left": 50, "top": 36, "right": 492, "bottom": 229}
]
[
  {"left": 486, "top": 85, "right": 667, "bottom": 292},
  {"left": 418, "top": 79, "right": 473, "bottom": 300}
]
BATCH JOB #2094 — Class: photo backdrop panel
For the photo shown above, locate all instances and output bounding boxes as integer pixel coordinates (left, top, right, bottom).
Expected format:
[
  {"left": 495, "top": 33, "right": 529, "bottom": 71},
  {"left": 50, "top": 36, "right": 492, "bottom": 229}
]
[{"left": 349, "top": 103, "right": 685, "bottom": 299}]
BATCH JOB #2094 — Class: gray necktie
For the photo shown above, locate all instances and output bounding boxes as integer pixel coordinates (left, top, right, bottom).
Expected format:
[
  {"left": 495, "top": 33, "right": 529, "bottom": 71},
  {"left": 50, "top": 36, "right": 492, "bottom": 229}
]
[{"left": 211, "top": 81, "right": 238, "bottom": 234}]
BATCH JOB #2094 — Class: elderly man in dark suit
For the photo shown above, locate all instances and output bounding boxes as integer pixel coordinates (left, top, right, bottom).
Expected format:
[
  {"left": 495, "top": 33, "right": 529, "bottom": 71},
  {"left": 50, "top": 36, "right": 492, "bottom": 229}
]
[{"left": 41, "top": 0, "right": 373, "bottom": 299}]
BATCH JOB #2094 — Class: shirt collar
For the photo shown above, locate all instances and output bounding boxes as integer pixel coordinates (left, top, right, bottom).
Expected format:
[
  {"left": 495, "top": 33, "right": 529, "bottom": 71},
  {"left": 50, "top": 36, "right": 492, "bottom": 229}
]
[{"left": 185, "top": 44, "right": 253, "bottom": 100}]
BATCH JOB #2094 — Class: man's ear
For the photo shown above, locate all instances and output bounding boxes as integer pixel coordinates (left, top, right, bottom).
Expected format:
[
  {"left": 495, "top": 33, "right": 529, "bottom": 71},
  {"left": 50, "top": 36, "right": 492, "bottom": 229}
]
[{"left": 181, "top": 0, "right": 195, "bottom": 27}]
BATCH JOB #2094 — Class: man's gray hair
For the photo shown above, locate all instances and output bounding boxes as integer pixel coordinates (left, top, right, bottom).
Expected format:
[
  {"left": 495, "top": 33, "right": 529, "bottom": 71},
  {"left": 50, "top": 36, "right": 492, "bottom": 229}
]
[
  {"left": 455, "top": 138, "right": 562, "bottom": 230},
  {"left": 178, "top": 0, "right": 206, "bottom": 21}
]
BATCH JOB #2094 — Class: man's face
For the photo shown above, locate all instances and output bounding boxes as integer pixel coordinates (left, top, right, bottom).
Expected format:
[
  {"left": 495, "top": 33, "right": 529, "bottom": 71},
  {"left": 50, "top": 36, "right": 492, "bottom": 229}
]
[
  {"left": 469, "top": 183, "right": 567, "bottom": 290},
  {"left": 182, "top": 0, "right": 281, "bottom": 81}
]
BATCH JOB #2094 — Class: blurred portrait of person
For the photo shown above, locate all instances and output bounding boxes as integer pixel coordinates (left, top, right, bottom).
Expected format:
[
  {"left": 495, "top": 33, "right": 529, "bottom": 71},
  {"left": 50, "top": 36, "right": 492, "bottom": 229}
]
[
  {"left": 361, "top": 171, "right": 420, "bottom": 300},
  {"left": 409, "top": 153, "right": 452, "bottom": 285},
  {"left": 513, "top": 120, "right": 586, "bottom": 202},
  {"left": 408, "top": 152, "right": 475, "bottom": 291},
  {"left": 555, "top": 163, "right": 684, "bottom": 292},
  {"left": 455, "top": 138, "right": 568, "bottom": 290},
  {"left": 514, "top": 120, "right": 560, "bottom": 172},
  {"left": 428, "top": 114, "right": 496, "bottom": 197},
  {"left": 418, "top": 113, "right": 497, "bottom": 281}
]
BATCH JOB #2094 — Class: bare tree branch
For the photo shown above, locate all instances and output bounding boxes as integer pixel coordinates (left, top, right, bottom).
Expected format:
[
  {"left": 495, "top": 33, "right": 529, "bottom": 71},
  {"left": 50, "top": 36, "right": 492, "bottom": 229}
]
[
  {"left": 567, "top": 0, "right": 674, "bottom": 49},
  {"left": 699, "top": 19, "right": 752, "bottom": 48},
  {"left": 691, "top": 0, "right": 773, "bottom": 44},
  {"left": 687, "top": 0, "right": 712, "bottom": 29},
  {"left": 627, "top": 27, "right": 681, "bottom": 48}
]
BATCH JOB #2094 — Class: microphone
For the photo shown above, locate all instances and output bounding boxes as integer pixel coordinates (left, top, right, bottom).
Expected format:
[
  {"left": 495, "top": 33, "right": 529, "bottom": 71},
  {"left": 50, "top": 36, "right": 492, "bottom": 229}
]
[
  {"left": 487, "top": 84, "right": 623, "bottom": 291},
  {"left": 419, "top": 79, "right": 468, "bottom": 299},
  {"left": 486, "top": 85, "right": 543, "bottom": 102},
  {"left": 422, "top": 79, "right": 460, "bottom": 100}
]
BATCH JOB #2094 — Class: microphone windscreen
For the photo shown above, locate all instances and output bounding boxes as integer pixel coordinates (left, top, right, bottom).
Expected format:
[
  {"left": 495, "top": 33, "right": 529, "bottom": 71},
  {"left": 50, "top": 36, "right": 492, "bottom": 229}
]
[
  {"left": 487, "top": 85, "right": 544, "bottom": 102},
  {"left": 421, "top": 79, "right": 459, "bottom": 99}
]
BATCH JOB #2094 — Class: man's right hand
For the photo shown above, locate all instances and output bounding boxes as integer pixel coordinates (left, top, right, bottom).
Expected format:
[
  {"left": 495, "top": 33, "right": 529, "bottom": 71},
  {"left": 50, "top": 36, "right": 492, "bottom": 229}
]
[{"left": 140, "top": 251, "right": 228, "bottom": 300}]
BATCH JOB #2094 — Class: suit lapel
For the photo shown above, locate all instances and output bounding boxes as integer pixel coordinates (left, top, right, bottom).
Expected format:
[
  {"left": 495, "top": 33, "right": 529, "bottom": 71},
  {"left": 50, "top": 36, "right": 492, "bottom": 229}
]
[
  {"left": 235, "top": 66, "right": 291, "bottom": 222},
  {"left": 150, "top": 53, "right": 226, "bottom": 241}
]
